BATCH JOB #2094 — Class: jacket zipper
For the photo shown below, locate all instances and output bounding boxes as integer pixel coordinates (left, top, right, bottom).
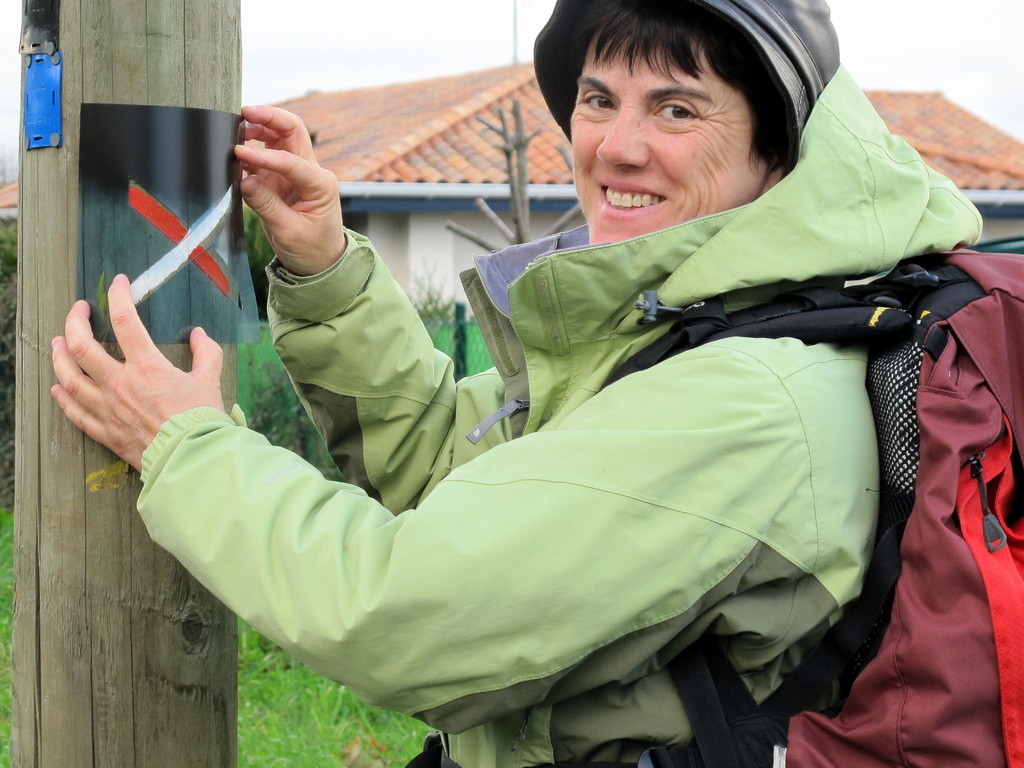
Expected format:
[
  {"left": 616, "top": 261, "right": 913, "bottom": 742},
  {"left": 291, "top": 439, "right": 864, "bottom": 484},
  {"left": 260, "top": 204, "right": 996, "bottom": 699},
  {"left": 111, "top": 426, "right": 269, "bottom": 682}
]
[
  {"left": 969, "top": 451, "right": 1008, "bottom": 553},
  {"left": 466, "top": 399, "right": 530, "bottom": 445},
  {"left": 511, "top": 707, "right": 532, "bottom": 752}
]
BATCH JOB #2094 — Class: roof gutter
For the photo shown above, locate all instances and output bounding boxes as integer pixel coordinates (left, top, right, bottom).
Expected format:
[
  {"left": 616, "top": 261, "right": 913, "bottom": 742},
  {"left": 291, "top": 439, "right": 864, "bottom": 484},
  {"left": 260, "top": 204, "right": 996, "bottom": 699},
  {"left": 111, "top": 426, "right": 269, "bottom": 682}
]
[
  {"left": 5, "top": 184, "right": 1023, "bottom": 222},
  {"left": 339, "top": 181, "right": 579, "bottom": 201},
  {"left": 339, "top": 183, "right": 1024, "bottom": 203},
  {"left": 964, "top": 189, "right": 1024, "bottom": 207},
  {"left": 338, "top": 182, "right": 1024, "bottom": 218},
  {"left": 338, "top": 181, "right": 580, "bottom": 214},
  {"left": 965, "top": 189, "right": 1024, "bottom": 219}
]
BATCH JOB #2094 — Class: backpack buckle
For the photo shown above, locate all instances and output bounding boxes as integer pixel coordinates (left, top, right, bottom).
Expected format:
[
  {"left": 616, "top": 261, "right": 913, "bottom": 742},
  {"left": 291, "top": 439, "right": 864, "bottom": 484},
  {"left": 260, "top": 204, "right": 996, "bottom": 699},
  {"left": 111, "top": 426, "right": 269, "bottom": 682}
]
[
  {"left": 637, "top": 746, "right": 681, "bottom": 768},
  {"left": 886, "top": 263, "right": 942, "bottom": 289}
]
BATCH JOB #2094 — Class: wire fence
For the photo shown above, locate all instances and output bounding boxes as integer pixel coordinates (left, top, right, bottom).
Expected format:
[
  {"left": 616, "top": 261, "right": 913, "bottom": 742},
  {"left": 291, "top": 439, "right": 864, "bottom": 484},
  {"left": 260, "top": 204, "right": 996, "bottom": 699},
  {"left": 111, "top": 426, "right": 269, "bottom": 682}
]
[
  {"left": 421, "top": 303, "right": 495, "bottom": 379},
  {"left": 237, "top": 304, "right": 493, "bottom": 412},
  {"left": 236, "top": 306, "right": 494, "bottom": 478}
]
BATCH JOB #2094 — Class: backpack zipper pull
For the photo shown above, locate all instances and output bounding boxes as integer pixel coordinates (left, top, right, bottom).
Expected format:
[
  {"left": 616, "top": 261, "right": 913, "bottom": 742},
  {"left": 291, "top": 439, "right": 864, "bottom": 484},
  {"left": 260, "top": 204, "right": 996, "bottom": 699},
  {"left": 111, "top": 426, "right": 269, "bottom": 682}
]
[
  {"left": 466, "top": 399, "right": 530, "bottom": 445},
  {"left": 969, "top": 452, "right": 1008, "bottom": 552}
]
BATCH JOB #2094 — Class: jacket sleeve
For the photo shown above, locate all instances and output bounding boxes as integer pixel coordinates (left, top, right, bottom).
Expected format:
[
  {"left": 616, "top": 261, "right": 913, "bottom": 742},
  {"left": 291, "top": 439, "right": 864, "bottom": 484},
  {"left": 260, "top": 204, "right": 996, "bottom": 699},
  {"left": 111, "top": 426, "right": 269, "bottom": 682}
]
[
  {"left": 137, "top": 337, "right": 877, "bottom": 735},
  {"left": 266, "top": 229, "right": 490, "bottom": 512}
]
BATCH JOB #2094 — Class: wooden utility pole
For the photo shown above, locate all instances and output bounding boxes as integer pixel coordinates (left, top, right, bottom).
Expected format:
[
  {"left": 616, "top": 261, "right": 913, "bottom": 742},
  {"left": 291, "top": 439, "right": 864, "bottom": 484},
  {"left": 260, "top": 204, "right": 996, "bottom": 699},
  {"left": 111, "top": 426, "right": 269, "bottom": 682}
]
[{"left": 13, "top": 0, "right": 240, "bottom": 766}]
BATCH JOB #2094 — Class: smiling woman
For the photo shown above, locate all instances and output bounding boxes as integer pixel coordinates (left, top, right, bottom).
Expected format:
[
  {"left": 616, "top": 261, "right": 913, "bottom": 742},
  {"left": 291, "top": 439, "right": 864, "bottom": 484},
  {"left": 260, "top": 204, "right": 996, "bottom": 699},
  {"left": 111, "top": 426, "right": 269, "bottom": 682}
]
[
  {"left": 570, "top": 56, "right": 783, "bottom": 243},
  {"left": 49, "top": 1, "right": 983, "bottom": 767},
  {"left": 566, "top": 1, "right": 787, "bottom": 243}
]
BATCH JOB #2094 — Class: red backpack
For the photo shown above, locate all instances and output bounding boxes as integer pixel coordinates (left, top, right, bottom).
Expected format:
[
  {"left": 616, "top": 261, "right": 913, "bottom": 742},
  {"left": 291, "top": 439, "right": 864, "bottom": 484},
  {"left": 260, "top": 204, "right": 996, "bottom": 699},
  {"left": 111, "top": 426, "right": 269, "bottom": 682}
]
[
  {"left": 785, "top": 250, "right": 1024, "bottom": 768},
  {"left": 608, "top": 249, "right": 1024, "bottom": 768}
]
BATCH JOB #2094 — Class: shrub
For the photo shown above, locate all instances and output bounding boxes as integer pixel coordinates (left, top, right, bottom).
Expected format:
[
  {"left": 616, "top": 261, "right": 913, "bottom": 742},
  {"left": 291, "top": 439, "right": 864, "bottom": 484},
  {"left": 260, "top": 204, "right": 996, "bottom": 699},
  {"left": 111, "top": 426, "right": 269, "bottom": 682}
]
[
  {"left": 0, "top": 220, "right": 16, "bottom": 280},
  {"left": 243, "top": 357, "right": 342, "bottom": 482},
  {"left": 244, "top": 208, "right": 273, "bottom": 319},
  {"left": 0, "top": 220, "right": 16, "bottom": 510}
]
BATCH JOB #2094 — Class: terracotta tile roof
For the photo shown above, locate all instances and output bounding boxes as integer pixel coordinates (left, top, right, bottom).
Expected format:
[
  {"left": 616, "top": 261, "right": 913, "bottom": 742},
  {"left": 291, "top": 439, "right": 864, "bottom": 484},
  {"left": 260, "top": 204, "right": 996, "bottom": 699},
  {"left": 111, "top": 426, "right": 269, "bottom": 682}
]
[
  {"left": 865, "top": 91, "right": 1024, "bottom": 190},
  {"left": 277, "top": 63, "right": 573, "bottom": 185},
  {"left": 280, "top": 62, "right": 1024, "bottom": 192},
  {"left": 0, "top": 183, "right": 17, "bottom": 210},
  {"left": 1, "top": 66, "right": 1022, "bottom": 212}
]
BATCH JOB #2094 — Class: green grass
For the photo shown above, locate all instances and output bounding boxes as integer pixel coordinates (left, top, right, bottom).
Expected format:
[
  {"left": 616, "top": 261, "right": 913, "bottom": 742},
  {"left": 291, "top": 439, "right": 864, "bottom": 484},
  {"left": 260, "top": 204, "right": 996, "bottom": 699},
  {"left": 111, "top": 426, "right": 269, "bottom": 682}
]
[
  {"left": 0, "top": 513, "right": 429, "bottom": 767},
  {"left": 236, "top": 622, "right": 429, "bottom": 768},
  {"left": 0, "top": 513, "right": 11, "bottom": 764}
]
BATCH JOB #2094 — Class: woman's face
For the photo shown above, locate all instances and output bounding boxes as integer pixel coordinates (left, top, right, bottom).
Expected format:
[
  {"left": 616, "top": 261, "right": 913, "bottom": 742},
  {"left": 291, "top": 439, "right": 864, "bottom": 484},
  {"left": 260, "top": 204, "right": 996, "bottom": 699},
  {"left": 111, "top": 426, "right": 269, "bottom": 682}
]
[{"left": 571, "top": 51, "right": 784, "bottom": 245}]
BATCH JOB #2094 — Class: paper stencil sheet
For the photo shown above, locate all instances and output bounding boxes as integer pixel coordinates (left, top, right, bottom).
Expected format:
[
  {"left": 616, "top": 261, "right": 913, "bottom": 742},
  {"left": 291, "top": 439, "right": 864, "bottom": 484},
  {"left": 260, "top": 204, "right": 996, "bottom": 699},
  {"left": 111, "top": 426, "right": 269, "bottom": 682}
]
[{"left": 78, "top": 103, "right": 259, "bottom": 343}]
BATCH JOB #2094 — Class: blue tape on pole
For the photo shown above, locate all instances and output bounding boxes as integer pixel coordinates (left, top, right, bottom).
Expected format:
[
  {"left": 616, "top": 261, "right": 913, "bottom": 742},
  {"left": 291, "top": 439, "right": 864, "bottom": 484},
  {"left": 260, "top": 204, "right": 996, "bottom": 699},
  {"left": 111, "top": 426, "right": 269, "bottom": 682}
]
[{"left": 25, "top": 51, "right": 63, "bottom": 149}]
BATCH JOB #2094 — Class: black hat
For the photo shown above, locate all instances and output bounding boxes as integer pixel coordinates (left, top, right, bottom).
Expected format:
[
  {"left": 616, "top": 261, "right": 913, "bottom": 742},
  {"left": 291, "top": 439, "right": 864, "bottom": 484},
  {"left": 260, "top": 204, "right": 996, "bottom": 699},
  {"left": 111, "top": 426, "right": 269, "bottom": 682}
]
[{"left": 533, "top": 0, "right": 841, "bottom": 166}]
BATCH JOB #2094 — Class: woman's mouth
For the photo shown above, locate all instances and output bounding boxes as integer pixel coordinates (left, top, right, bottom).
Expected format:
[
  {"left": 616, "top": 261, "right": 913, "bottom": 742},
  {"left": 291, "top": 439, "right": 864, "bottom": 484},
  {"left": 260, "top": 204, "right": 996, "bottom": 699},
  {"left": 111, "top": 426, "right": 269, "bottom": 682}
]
[{"left": 605, "top": 188, "right": 665, "bottom": 209}]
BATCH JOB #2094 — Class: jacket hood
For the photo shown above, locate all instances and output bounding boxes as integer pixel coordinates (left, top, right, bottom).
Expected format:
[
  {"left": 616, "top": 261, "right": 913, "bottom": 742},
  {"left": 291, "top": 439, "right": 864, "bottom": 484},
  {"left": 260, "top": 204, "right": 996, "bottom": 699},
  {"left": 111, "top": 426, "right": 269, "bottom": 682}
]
[
  {"left": 477, "top": 67, "right": 982, "bottom": 344},
  {"left": 534, "top": 0, "right": 841, "bottom": 167}
]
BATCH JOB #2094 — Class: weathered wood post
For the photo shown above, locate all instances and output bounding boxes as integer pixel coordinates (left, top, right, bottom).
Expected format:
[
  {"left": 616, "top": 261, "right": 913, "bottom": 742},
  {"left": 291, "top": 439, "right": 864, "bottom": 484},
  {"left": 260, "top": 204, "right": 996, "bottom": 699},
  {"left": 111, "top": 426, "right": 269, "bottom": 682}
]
[{"left": 13, "top": 0, "right": 241, "bottom": 765}]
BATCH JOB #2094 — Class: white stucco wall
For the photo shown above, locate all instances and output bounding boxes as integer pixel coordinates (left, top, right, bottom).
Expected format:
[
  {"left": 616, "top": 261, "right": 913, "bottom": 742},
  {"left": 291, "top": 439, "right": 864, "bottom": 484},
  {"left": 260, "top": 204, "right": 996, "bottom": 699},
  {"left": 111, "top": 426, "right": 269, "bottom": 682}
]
[
  {"left": 360, "top": 205, "right": 1022, "bottom": 312},
  {"left": 365, "top": 207, "right": 583, "bottom": 309},
  {"left": 979, "top": 216, "right": 1024, "bottom": 242}
]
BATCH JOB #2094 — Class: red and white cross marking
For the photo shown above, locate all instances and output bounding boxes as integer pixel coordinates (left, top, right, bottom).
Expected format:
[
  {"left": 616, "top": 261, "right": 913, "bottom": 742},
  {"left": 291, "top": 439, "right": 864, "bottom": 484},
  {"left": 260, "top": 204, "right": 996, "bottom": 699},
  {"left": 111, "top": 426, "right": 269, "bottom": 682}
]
[{"left": 127, "top": 179, "right": 233, "bottom": 305}]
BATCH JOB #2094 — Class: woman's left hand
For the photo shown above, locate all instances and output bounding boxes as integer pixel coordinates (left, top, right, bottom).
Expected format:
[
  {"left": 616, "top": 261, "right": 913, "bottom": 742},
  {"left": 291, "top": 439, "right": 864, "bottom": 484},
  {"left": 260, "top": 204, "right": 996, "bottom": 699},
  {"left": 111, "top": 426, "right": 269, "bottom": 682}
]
[{"left": 51, "top": 274, "right": 227, "bottom": 471}]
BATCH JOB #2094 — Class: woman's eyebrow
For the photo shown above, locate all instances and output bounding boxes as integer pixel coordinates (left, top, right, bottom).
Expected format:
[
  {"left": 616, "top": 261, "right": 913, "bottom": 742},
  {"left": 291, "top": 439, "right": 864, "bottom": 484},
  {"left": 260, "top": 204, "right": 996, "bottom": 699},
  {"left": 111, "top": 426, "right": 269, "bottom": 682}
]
[
  {"left": 576, "top": 76, "right": 712, "bottom": 105},
  {"left": 577, "top": 75, "right": 610, "bottom": 93},
  {"left": 648, "top": 85, "right": 712, "bottom": 104}
]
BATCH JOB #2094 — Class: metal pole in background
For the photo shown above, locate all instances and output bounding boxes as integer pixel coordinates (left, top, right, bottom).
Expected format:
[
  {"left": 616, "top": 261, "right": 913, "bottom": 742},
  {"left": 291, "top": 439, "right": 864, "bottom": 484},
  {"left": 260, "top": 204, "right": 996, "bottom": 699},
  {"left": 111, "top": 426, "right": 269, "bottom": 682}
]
[{"left": 454, "top": 302, "right": 468, "bottom": 380}]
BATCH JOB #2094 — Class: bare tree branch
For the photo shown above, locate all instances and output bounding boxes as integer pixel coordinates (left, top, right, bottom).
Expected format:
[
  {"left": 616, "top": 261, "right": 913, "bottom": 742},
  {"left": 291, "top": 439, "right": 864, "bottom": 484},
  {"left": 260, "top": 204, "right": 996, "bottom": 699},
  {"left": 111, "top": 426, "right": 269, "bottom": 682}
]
[
  {"left": 557, "top": 144, "right": 574, "bottom": 174},
  {"left": 476, "top": 116, "right": 503, "bottom": 136},
  {"left": 511, "top": 101, "right": 531, "bottom": 242},
  {"left": 474, "top": 198, "right": 516, "bottom": 244},
  {"left": 452, "top": 98, "right": 560, "bottom": 250},
  {"left": 445, "top": 220, "right": 501, "bottom": 253},
  {"left": 544, "top": 203, "right": 584, "bottom": 238}
]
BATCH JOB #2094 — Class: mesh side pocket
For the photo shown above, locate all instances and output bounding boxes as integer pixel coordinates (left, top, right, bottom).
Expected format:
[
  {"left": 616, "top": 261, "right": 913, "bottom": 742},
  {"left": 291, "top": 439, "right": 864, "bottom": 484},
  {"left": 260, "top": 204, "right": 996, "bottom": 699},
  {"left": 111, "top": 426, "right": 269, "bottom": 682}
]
[{"left": 867, "top": 336, "right": 923, "bottom": 536}]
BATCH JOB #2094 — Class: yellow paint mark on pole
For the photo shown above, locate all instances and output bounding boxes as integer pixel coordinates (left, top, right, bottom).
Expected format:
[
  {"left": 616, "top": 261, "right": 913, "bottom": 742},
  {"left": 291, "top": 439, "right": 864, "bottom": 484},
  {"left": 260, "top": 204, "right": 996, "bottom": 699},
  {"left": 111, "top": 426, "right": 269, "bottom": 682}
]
[{"left": 86, "top": 460, "right": 131, "bottom": 492}]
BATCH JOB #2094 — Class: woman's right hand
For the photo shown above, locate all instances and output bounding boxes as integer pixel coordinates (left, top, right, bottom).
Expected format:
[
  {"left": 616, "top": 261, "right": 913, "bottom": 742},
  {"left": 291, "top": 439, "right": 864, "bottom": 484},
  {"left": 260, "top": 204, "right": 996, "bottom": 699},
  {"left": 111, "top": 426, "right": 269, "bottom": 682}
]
[{"left": 236, "top": 105, "right": 347, "bottom": 276}]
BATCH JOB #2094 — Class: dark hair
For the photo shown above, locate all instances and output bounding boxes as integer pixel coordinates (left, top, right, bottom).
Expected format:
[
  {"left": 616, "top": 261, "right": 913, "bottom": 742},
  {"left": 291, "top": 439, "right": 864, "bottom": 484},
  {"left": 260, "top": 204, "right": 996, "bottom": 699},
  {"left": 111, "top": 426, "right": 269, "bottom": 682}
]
[{"left": 570, "top": 0, "right": 789, "bottom": 171}]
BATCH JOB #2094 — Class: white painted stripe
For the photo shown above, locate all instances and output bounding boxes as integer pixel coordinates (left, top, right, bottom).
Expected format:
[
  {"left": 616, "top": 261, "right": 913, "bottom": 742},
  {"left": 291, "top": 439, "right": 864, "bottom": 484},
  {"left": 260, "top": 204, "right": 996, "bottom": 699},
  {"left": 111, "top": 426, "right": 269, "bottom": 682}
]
[{"left": 130, "top": 186, "right": 233, "bottom": 305}]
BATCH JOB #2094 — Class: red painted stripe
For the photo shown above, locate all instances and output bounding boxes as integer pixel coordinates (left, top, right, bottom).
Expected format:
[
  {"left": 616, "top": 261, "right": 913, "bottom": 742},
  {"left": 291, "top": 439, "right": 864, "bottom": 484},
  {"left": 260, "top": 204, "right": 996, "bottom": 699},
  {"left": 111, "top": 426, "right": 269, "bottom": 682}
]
[{"left": 128, "top": 180, "right": 231, "bottom": 296}]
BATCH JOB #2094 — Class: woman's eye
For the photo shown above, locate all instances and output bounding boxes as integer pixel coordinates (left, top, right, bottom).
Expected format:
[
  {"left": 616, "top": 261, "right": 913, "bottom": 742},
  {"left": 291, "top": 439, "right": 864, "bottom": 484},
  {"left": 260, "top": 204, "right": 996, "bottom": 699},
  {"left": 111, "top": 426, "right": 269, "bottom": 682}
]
[
  {"left": 662, "top": 105, "right": 693, "bottom": 120},
  {"left": 577, "top": 91, "right": 614, "bottom": 110}
]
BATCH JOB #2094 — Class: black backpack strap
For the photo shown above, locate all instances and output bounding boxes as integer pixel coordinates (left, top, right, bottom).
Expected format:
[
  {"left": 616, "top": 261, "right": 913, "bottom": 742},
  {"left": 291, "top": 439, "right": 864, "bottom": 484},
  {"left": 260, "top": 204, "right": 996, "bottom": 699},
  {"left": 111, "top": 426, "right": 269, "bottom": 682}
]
[
  {"left": 405, "top": 733, "right": 446, "bottom": 768},
  {"left": 666, "top": 637, "right": 789, "bottom": 768},
  {"left": 606, "top": 297, "right": 733, "bottom": 387},
  {"left": 404, "top": 733, "right": 469, "bottom": 768},
  {"left": 671, "top": 638, "right": 746, "bottom": 768},
  {"left": 607, "top": 258, "right": 985, "bottom": 394},
  {"left": 605, "top": 289, "right": 913, "bottom": 391},
  {"left": 760, "top": 521, "right": 904, "bottom": 717}
]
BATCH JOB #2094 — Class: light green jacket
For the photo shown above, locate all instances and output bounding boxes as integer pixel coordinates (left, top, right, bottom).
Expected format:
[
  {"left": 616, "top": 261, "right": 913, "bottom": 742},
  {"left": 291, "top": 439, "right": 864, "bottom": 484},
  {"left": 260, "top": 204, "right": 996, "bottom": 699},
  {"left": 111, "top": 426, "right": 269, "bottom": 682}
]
[{"left": 138, "top": 68, "right": 981, "bottom": 768}]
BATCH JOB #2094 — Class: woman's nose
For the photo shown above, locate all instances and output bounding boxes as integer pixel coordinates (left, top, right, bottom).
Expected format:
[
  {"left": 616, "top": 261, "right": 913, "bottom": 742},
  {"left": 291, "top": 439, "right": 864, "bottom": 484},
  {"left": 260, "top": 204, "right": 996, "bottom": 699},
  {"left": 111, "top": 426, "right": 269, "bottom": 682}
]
[{"left": 596, "top": 111, "right": 649, "bottom": 168}]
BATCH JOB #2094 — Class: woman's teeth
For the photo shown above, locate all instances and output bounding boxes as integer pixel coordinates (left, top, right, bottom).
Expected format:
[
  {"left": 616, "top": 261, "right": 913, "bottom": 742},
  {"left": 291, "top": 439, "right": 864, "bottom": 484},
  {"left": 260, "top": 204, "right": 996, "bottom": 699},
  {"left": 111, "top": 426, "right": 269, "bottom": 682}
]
[{"left": 606, "top": 189, "right": 664, "bottom": 209}]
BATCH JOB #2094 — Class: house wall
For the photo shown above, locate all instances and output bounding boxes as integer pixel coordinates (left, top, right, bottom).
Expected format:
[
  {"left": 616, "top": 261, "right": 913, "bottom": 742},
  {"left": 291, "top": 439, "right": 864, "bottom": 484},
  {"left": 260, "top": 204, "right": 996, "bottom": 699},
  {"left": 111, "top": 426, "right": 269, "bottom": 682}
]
[
  {"left": 3, "top": 192, "right": 1017, "bottom": 306},
  {"left": 351, "top": 206, "right": 1023, "bottom": 310},
  {"left": 980, "top": 216, "right": 1024, "bottom": 242},
  {"left": 358, "top": 212, "right": 410, "bottom": 289},
  {"left": 361, "top": 208, "right": 582, "bottom": 310}
]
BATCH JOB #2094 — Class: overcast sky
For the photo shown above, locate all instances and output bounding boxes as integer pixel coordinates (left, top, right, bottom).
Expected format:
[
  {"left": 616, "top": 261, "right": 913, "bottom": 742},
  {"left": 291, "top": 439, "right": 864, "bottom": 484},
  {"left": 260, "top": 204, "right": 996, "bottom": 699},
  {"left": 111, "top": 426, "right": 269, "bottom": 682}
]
[{"left": 3, "top": 0, "right": 1023, "bottom": 179}]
